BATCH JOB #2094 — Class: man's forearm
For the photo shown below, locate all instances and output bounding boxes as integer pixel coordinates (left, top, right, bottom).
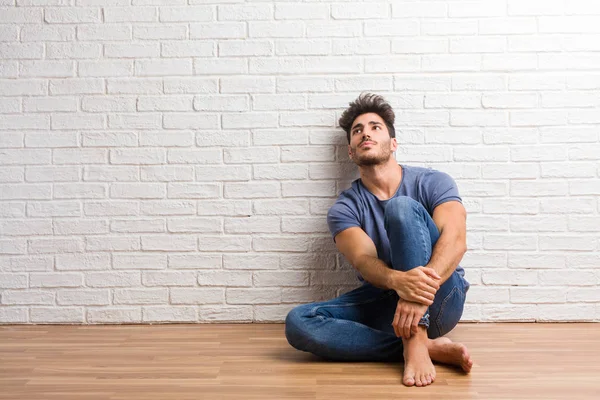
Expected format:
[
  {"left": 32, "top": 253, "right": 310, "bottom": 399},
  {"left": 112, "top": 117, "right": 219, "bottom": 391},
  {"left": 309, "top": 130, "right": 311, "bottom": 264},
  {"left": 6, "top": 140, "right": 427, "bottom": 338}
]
[
  {"left": 426, "top": 230, "right": 467, "bottom": 285},
  {"left": 352, "top": 230, "right": 466, "bottom": 292},
  {"left": 353, "top": 255, "right": 398, "bottom": 291}
]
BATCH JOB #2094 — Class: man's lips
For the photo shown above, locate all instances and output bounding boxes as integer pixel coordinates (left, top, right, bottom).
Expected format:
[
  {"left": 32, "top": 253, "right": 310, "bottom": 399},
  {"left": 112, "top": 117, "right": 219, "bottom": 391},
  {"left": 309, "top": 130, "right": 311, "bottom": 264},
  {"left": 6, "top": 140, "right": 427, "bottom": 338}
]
[{"left": 360, "top": 141, "right": 375, "bottom": 148}]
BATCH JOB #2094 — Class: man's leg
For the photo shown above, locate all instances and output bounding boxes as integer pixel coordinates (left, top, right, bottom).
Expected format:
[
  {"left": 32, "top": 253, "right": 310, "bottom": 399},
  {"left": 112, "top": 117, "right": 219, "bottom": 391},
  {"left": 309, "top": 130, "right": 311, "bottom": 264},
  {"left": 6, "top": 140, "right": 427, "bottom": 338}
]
[
  {"left": 383, "top": 196, "right": 469, "bottom": 337},
  {"left": 382, "top": 196, "right": 472, "bottom": 386},
  {"left": 285, "top": 196, "right": 472, "bottom": 374},
  {"left": 284, "top": 282, "right": 404, "bottom": 362}
]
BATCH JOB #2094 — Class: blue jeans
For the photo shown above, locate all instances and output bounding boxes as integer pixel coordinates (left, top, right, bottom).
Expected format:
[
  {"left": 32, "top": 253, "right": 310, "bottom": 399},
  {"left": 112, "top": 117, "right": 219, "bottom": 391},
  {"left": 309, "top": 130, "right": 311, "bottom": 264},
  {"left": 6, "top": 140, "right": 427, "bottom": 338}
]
[{"left": 285, "top": 196, "right": 469, "bottom": 362}]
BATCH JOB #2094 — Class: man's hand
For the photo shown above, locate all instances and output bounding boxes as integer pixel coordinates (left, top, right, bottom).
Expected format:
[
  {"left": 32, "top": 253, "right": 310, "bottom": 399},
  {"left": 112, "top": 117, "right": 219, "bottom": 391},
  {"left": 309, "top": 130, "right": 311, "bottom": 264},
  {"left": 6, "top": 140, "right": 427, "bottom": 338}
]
[
  {"left": 393, "top": 266, "right": 441, "bottom": 305},
  {"left": 392, "top": 298, "right": 428, "bottom": 339}
]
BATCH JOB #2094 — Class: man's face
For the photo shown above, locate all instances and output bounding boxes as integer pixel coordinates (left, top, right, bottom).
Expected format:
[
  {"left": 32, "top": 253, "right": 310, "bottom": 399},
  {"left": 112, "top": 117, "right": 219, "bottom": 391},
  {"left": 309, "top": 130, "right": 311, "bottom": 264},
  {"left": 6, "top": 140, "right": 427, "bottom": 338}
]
[{"left": 347, "top": 112, "right": 397, "bottom": 166}]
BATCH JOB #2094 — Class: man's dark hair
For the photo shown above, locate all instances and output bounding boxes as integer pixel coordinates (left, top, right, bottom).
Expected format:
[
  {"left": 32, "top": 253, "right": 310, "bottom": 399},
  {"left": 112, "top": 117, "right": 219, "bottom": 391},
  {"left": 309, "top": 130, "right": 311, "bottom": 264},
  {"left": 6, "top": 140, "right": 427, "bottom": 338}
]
[{"left": 338, "top": 93, "right": 396, "bottom": 144}]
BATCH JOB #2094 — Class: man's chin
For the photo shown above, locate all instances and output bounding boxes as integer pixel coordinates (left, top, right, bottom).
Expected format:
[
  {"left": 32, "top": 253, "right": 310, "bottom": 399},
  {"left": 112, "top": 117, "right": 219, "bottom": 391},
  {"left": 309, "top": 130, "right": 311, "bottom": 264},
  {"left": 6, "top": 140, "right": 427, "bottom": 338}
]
[{"left": 354, "top": 155, "right": 390, "bottom": 167}]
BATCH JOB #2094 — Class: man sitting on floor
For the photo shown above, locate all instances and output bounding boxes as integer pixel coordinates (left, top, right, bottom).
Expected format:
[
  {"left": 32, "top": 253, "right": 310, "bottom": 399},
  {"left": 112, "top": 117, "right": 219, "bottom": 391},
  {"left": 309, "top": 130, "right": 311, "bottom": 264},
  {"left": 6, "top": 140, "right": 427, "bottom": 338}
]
[{"left": 285, "top": 93, "right": 474, "bottom": 387}]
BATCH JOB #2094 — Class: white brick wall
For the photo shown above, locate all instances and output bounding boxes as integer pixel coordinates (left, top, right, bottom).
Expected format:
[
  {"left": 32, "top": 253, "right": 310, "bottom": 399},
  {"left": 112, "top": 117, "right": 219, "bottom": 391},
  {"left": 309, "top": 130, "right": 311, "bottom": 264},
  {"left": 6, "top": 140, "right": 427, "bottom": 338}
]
[{"left": 1, "top": 1, "right": 599, "bottom": 324}]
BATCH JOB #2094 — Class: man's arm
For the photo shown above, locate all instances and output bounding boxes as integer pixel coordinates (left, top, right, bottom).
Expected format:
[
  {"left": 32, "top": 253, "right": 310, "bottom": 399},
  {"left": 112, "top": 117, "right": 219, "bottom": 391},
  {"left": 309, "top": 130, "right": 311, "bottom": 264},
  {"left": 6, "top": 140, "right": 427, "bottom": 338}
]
[
  {"left": 334, "top": 227, "right": 440, "bottom": 305},
  {"left": 334, "top": 227, "right": 397, "bottom": 291},
  {"left": 426, "top": 200, "right": 468, "bottom": 284}
]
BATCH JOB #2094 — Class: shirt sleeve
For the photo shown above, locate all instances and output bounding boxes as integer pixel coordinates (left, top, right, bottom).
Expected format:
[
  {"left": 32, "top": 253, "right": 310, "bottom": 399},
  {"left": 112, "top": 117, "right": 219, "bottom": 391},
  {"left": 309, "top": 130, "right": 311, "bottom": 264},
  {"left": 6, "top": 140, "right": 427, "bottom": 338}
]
[
  {"left": 327, "top": 198, "right": 361, "bottom": 243},
  {"left": 421, "top": 170, "right": 462, "bottom": 214}
]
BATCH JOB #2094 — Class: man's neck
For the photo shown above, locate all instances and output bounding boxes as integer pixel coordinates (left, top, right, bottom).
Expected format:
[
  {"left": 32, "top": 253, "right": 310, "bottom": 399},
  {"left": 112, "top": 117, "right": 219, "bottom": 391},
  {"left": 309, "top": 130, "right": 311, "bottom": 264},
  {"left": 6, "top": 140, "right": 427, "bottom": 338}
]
[{"left": 358, "top": 158, "right": 403, "bottom": 201}]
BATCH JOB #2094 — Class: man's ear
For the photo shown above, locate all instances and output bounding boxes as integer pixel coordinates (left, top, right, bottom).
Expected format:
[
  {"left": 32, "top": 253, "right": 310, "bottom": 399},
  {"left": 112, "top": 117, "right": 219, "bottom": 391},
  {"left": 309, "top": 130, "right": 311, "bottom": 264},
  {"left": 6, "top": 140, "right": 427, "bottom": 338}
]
[
  {"left": 347, "top": 144, "right": 353, "bottom": 159},
  {"left": 390, "top": 137, "right": 398, "bottom": 152}
]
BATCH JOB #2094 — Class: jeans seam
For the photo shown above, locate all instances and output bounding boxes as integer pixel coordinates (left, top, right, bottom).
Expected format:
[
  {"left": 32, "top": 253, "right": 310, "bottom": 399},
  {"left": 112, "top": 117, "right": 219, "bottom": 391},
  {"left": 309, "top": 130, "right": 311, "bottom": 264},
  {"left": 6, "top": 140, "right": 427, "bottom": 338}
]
[
  {"left": 410, "top": 201, "right": 430, "bottom": 266},
  {"left": 420, "top": 214, "right": 429, "bottom": 265},
  {"left": 309, "top": 289, "right": 396, "bottom": 318},
  {"left": 435, "top": 285, "right": 459, "bottom": 335}
]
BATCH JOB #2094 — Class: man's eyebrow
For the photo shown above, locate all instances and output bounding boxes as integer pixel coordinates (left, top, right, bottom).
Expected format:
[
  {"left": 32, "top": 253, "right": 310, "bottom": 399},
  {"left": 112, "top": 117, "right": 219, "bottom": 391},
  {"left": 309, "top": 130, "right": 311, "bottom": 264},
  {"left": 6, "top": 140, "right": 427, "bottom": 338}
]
[
  {"left": 351, "top": 122, "right": 364, "bottom": 132},
  {"left": 351, "top": 121, "right": 382, "bottom": 132}
]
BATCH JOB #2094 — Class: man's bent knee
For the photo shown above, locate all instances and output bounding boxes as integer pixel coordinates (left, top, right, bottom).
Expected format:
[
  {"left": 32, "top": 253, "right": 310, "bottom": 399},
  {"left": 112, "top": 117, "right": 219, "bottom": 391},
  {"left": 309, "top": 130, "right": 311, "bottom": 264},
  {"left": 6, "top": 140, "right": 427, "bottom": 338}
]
[
  {"left": 384, "top": 196, "right": 423, "bottom": 227},
  {"left": 285, "top": 306, "right": 312, "bottom": 351}
]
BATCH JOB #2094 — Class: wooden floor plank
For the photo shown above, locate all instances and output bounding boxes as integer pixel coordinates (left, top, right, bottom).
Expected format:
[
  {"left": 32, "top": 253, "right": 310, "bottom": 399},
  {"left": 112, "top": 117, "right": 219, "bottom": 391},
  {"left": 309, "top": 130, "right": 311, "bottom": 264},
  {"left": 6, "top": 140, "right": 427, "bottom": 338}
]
[{"left": 1, "top": 323, "right": 599, "bottom": 399}]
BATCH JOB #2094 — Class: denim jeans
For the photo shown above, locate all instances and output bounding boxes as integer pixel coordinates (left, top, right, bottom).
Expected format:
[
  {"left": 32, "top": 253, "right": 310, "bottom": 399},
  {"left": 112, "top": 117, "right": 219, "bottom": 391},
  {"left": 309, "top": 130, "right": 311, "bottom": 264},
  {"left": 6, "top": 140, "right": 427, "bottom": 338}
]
[{"left": 284, "top": 196, "right": 469, "bottom": 362}]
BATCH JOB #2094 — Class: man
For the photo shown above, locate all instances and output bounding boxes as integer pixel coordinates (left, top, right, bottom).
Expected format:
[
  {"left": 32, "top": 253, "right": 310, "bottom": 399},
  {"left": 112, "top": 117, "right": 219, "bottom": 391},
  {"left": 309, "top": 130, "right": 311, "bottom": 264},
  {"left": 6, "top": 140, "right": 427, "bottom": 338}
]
[{"left": 284, "top": 93, "right": 473, "bottom": 387}]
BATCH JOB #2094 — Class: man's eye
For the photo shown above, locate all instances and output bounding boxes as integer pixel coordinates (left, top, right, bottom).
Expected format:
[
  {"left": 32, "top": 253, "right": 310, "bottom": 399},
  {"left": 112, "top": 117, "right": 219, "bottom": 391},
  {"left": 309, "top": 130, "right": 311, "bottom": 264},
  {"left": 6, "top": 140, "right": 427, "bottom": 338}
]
[{"left": 374, "top": 126, "right": 381, "bottom": 130}]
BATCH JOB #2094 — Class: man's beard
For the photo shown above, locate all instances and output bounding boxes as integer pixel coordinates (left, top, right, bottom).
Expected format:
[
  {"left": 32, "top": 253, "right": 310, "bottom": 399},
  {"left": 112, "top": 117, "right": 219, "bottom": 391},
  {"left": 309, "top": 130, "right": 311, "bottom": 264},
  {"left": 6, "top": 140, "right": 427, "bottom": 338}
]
[{"left": 350, "top": 139, "right": 394, "bottom": 167}]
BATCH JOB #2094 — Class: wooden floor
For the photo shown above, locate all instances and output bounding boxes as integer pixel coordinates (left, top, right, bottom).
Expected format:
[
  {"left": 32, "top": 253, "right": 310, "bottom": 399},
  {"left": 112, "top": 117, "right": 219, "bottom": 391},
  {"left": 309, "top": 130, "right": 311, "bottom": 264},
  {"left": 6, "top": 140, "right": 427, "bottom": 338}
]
[{"left": 1, "top": 323, "right": 599, "bottom": 400}]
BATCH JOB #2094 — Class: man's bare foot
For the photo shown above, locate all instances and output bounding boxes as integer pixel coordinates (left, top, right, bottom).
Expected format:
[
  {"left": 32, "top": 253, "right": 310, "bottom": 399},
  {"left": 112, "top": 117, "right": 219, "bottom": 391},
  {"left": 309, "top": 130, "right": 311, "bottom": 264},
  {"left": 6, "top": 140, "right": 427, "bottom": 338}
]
[
  {"left": 426, "top": 336, "right": 473, "bottom": 373},
  {"left": 402, "top": 327, "right": 435, "bottom": 387}
]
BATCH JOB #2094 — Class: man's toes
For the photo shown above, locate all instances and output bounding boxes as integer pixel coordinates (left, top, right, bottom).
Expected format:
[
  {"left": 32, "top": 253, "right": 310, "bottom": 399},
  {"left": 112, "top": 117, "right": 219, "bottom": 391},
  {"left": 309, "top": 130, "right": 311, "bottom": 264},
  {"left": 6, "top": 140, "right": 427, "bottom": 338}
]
[
  {"left": 466, "top": 359, "right": 473, "bottom": 372},
  {"left": 403, "top": 371, "right": 415, "bottom": 386},
  {"left": 463, "top": 355, "right": 473, "bottom": 372}
]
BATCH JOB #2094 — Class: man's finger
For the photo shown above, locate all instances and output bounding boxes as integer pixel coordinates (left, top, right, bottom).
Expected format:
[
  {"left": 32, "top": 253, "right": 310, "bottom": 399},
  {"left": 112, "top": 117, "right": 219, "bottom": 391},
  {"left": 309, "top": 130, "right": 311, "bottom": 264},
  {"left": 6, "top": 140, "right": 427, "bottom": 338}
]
[
  {"left": 398, "top": 313, "right": 407, "bottom": 338},
  {"left": 393, "top": 310, "right": 401, "bottom": 337},
  {"left": 422, "top": 268, "right": 441, "bottom": 280},
  {"left": 403, "top": 312, "right": 413, "bottom": 339},
  {"left": 420, "top": 285, "right": 436, "bottom": 297},
  {"left": 418, "top": 296, "right": 434, "bottom": 306},
  {"left": 392, "top": 311, "right": 400, "bottom": 337},
  {"left": 425, "top": 277, "right": 440, "bottom": 290},
  {"left": 411, "top": 316, "right": 419, "bottom": 335}
]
